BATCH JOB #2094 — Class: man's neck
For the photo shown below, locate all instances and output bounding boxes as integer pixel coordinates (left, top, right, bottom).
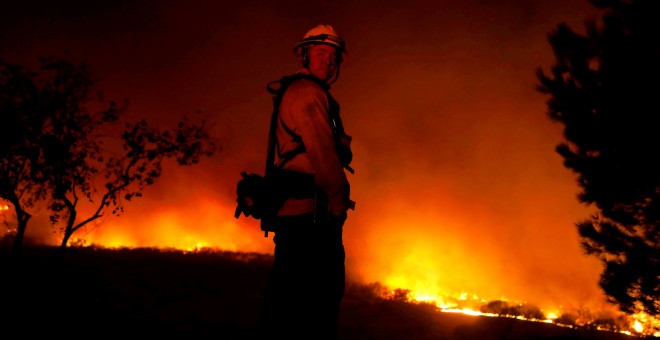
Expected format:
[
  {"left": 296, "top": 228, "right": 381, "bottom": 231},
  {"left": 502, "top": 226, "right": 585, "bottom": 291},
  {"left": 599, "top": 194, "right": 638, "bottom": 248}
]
[{"left": 294, "top": 69, "right": 331, "bottom": 89}]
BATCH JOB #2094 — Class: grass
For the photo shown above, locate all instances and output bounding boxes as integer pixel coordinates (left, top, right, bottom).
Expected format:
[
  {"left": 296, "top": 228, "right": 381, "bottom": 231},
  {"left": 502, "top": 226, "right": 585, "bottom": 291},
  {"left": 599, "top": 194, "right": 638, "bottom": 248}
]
[{"left": 0, "top": 246, "right": 642, "bottom": 340}]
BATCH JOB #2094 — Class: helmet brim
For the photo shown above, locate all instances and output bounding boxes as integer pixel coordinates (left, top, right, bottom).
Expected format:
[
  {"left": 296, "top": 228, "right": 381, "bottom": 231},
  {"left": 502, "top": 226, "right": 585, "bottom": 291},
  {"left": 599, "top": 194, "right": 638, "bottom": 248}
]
[{"left": 293, "top": 33, "right": 346, "bottom": 53}]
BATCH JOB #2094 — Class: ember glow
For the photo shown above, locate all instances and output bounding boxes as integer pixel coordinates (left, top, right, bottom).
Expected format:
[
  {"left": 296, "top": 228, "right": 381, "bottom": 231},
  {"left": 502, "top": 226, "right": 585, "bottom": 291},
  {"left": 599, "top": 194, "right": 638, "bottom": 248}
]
[
  {"left": 65, "top": 196, "right": 273, "bottom": 255},
  {"left": 20, "top": 195, "right": 655, "bottom": 337},
  {"left": 2, "top": 0, "right": 658, "bottom": 338}
]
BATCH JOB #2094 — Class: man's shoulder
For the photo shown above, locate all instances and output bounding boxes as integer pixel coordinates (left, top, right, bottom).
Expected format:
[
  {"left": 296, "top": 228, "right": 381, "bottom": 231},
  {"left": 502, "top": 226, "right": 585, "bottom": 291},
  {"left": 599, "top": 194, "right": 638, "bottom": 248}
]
[
  {"left": 288, "top": 77, "right": 325, "bottom": 90},
  {"left": 272, "top": 71, "right": 324, "bottom": 90},
  {"left": 283, "top": 76, "right": 328, "bottom": 98}
]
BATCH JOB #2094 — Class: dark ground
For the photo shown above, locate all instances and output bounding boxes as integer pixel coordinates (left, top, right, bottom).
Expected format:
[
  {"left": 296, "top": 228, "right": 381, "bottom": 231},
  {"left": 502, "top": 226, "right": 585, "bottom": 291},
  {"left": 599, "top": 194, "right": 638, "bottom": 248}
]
[{"left": 0, "top": 246, "right": 643, "bottom": 340}]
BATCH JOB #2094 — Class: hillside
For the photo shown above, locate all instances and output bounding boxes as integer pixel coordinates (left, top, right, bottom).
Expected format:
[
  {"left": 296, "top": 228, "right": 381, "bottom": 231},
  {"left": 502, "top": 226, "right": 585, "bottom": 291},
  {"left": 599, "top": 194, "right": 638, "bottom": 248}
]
[{"left": 0, "top": 246, "right": 640, "bottom": 340}]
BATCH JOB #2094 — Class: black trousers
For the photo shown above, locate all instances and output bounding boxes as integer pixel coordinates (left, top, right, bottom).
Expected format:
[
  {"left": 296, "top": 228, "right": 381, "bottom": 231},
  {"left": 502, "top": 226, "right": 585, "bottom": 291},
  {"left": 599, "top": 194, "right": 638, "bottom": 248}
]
[{"left": 260, "top": 214, "right": 345, "bottom": 340}]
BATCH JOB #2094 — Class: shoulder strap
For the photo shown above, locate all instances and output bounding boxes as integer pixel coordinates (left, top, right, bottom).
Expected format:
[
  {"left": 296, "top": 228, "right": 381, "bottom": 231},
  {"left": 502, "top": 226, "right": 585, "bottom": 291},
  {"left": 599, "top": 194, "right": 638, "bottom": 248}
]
[
  {"left": 264, "top": 74, "right": 353, "bottom": 174},
  {"left": 264, "top": 80, "right": 282, "bottom": 175},
  {"left": 264, "top": 74, "right": 324, "bottom": 175}
]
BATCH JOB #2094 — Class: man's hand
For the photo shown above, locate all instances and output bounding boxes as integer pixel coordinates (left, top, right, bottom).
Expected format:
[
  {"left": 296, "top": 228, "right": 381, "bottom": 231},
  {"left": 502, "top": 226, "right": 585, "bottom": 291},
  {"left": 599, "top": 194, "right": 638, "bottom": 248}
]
[{"left": 327, "top": 211, "right": 347, "bottom": 229}]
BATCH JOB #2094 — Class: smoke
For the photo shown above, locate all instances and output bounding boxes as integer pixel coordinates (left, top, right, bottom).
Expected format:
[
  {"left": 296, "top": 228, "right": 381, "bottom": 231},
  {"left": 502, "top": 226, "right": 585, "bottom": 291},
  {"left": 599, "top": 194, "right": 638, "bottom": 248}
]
[{"left": 1, "top": 0, "right": 617, "bottom": 317}]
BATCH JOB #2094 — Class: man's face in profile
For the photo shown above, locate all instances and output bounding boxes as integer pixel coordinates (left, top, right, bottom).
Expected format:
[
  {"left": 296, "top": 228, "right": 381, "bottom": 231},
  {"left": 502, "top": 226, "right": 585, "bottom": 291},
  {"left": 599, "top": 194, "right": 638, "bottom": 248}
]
[{"left": 307, "top": 44, "right": 339, "bottom": 83}]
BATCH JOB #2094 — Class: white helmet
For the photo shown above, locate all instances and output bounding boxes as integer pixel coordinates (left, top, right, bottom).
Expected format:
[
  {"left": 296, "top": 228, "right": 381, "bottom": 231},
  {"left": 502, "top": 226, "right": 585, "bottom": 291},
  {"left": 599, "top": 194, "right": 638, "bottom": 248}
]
[{"left": 293, "top": 24, "right": 346, "bottom": 54}]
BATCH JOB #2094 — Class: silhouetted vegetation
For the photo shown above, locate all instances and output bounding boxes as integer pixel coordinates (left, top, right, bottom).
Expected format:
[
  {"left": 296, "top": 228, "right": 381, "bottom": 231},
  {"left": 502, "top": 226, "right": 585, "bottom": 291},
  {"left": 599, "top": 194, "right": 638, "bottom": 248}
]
[
  {"left": 0, "top": 246, "right": 641, "bottom": 339},
  {"left": 536, "top": 0, "right": 659, "bottom": 321},
  {"left": 555, "top": 313, "right": 579, "bottom": 328},
  {"left": 480, "top": 300, "right": 545, "bottom": 320},
  {"left": 0, "top": 57, "right": 217, "bottom": 252}
]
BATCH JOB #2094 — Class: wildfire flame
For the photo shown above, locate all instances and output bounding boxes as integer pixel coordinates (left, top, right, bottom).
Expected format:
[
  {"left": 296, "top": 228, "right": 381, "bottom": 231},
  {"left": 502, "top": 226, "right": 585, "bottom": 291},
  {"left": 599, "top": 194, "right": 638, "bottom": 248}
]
[
  {"left": 4, "top": 197, "right": 659, "bottom": 338},
  {"left": 377, "top": 287, "right": 659, "bottom": 337}
]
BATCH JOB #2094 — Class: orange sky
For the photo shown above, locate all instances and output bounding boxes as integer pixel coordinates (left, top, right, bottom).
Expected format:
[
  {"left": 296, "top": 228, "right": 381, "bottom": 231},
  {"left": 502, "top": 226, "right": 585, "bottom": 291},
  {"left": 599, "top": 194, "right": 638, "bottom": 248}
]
[{"left": 2, "top": 0, "right": 615, "bottom": 316}]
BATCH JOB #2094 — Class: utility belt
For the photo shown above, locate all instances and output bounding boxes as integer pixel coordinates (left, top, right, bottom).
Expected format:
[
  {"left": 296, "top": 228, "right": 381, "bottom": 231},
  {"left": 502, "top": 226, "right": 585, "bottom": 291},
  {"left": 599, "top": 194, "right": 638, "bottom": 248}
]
[
  {"left": 235, "top": 164, "right": 343, "bottom": 237},
  {"left": 258, "top": 169, "right": 325, "bottom": 236}
]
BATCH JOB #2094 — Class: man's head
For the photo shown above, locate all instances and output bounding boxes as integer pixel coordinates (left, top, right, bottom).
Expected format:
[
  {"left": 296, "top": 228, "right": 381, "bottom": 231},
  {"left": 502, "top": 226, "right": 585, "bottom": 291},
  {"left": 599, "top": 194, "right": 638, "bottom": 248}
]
[{"left": 294, "top": 25, "right": 345, "bottom": 83}]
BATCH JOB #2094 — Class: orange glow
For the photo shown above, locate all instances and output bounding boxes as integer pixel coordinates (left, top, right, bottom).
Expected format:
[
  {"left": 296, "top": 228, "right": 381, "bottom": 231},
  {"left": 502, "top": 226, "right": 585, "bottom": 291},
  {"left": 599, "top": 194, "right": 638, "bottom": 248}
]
[
  {"left": 14, "top": 191, "right": 657, "bottom": 336},
  {"left": 71, "top": 196, "right": 272, "bottom": 254},
  {"left": 3, "top": 0, "right": 658, "bottom": 337},
  {"left": 631, "top": 312, "right": 660, "bottom": 337}
]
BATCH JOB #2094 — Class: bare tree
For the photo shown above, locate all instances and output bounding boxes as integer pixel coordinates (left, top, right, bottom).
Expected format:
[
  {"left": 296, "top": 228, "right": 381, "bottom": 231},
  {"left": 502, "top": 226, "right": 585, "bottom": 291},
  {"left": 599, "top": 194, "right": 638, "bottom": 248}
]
[
  {"left": 50, "top": 116, "right": 217, "bottom": 249},
  {"left": 1, "top": 57, "right": 217, "bottom": 251},
  {"left": 1, "top": 59, "right": 52, "bottom": 252}
]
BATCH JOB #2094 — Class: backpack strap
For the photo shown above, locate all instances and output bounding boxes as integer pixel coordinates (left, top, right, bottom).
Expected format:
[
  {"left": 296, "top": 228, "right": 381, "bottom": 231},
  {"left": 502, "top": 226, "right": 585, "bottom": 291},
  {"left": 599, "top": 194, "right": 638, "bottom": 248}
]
[
  {"left": 264, "top": 79, "right": 283, "bottom": 175},
  {"left": 264, "top": 74, "right": 324, "bottom": 175},
  {"left": 265, "top": 73, "right": 354, "bottom": 175},
  {"left": 260, "top": 74, "right": 310, "bottom": 237}
]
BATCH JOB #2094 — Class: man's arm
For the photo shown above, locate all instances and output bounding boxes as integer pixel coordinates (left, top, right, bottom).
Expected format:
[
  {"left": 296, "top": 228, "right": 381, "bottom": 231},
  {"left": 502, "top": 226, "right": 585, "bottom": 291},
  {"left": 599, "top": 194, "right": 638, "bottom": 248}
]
[{"left": 283, "top": 80, "right": 350, "bottom": 217}]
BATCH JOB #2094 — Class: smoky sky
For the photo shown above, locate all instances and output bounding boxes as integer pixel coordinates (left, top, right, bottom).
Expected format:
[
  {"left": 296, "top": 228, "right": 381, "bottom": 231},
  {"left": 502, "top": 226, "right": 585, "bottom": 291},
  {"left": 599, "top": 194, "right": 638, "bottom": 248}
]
[{"left": 1, "top": 1, "right": 614, "bottom": 314}]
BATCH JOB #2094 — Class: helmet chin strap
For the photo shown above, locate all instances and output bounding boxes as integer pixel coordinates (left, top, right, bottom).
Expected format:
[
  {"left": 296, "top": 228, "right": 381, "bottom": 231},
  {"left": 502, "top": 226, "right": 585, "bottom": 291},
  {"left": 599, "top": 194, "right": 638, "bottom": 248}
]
[{"left": 327, "top": 63, "right": 341, "bottom": 85}]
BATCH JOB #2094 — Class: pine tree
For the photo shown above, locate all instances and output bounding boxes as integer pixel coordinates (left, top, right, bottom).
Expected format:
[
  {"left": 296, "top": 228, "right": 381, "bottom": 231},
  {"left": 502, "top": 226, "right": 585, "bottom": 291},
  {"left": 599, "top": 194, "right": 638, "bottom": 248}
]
[{"left": 537, "top": 0, "right": 659, "bottom": 317}]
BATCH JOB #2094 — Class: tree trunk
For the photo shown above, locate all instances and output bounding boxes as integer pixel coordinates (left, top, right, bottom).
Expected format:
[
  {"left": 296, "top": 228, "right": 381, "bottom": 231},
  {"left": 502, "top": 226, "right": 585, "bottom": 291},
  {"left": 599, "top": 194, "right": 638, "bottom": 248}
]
[
  {"left": 59, "top": 230, "right": 72, "bottom": 250},
  {"left": 59, "top": 205, "right": 76, "bottom": 250},
  {"left": 11, "top": 208, "right": 31, "bottom": 255}
]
